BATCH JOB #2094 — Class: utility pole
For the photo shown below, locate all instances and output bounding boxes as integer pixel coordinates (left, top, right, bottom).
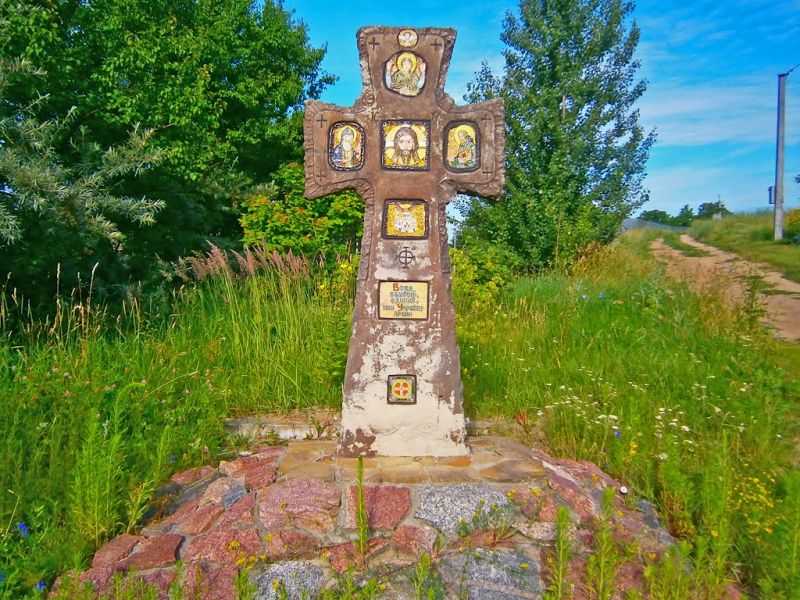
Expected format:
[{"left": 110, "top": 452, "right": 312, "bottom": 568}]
[{"left": 774, "top": 72, "right": 787, "bottom": 241}]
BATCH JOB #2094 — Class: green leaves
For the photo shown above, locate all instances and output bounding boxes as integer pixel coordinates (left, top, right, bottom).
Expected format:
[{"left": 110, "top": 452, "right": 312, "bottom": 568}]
[
  {"left": 239, "top": 162, "right": 364, "bottom": 259},
  {"left": 461, "top": 0, "right": 655, "bottom": 271},
  {"left": 1, "top": 0, "right": 333, "bottom": 310}
]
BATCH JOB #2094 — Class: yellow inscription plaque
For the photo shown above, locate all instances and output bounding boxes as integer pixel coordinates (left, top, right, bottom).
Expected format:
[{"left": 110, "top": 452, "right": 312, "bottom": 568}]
[{"left": 379, "top": 281, "right": 429, "bottom": 320}]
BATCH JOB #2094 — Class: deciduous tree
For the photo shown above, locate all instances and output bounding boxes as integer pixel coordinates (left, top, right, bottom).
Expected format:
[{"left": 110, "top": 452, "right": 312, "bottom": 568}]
[
  {"left": 460, "top": 0, "right": 655, "bottom": 270},
  {"left": 1, "top": 0, "right": 333, "bottom": 304}
]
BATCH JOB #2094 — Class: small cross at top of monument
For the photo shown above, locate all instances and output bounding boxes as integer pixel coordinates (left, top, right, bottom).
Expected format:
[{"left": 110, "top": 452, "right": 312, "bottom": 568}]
[{"left": 304, "top": 27, "right": 504, "bottom": 457}]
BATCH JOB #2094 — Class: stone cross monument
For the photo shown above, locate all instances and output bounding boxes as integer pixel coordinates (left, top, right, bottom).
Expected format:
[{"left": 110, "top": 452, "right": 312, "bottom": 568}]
[{"left": 304, "top": 26, "right": 504, "bottom": 457}]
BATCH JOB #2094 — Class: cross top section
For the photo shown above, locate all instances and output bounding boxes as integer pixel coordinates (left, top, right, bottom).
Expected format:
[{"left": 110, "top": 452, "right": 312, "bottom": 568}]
[
  {"left": 303, "top": 26, "right": 504, "bottom": 457},
  {"left": 304, "top": 26, "right": 505, "bottom": 205}
]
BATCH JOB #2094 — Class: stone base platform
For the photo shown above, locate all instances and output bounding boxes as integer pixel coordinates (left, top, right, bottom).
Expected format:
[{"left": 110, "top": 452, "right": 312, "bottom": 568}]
[{"left": 51, "top": 437, "right": 687, "bottom": 599}]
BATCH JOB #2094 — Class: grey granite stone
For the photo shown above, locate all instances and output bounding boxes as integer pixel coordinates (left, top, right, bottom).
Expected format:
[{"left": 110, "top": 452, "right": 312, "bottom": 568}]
[
  {"left": 253, "top": 561, "right": 325, "bottom": 600},
  {"left": 440, "top": 549, "right": 541, "bottom": 599},
  {"left": 415, "top": 484, "right": 510, "bottom": 533}
]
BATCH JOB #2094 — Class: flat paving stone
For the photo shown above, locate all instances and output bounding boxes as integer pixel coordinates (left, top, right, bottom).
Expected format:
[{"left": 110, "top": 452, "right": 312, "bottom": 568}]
[
  {"left": 415, "top": 484, "right": 510, "bottom": 533},
  {"left": 374, "top": 466, "right": 428, "bottom": 484},
  {"left": 253, "top": 560, "right": 325, "bottom": 600},
  {"left": 277, "top": 462, "right": 335, "bottom": 482},
  {"left": 479, "top": 458, "right": 545, "bottom": 482}
]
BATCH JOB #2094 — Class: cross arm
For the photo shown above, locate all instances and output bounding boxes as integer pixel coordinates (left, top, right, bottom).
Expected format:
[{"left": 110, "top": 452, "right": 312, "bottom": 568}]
[
  {"left": 438, "top": 97, "right": 505, "bottom": 200},
  {"left": 303, "top": 100, "right": 373, "bottom": 201}
]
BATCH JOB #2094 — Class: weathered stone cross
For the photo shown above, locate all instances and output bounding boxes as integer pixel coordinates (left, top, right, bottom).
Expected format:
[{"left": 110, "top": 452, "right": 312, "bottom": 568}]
[{"left": 304, "top": 26, "right": 504, "bottom": 457}]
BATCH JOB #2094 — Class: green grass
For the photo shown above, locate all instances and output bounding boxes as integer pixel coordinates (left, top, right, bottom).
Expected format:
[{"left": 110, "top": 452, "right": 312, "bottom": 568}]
[
  {"left": 459, "top": 229, "right": 800, "bottom": 596},
  {"left": 1, "top": 232, "right": 799, "bottom": 597},
  {"left": 690, "top": 210, "right": 800, "bottom": 282},
  {"left": 661, "top": 232, "right": 710, "bottom": 257},
  {"left": 0, "top": 246, "right": 354, "bottom": 597}
]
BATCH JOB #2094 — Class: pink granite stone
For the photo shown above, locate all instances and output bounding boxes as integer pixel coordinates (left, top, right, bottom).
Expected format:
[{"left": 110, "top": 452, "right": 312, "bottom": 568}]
[
  {"left": 81, "top": 566, "right": 116, "bottom": 596},
  {"left": 613, "top": 562, "right": 644, "bottom": 596},
  {"left": 538, "top": 496, "right": 559, "bottom": 522},
  {"left": 177, "top": 503, "right": 224, "bottom": 535},
  {"left": 254, "top": 445, "right": 285, "bottom": 461},
  {"left": 182, "top": 526, "right": 261, "bottom": 564},
  {"left": 546, "top": 465, "right": 599, "bottom": 519},
  {"left": 157, "top": 498, "right": 201, "bottom": 530},
  {"left": 122, "top": 534, "right": 182, "bottom": 570},
  {"left": 259, "top": 478, "right": 340, "bottom": 533},
  {"left": 49, "top": 567, "right": 116, "bottom": 598},
  {"left": 393, "top": 525, "right": 437, "bottom": 557},
  {"left": 325, "top": 539, "right": 389, "bottom": 574},
  {"left": 212, "top": 493, "right": 255, "bottom": 531},
  {"left": 199, "top": 476, "right": 245, "bottom": 508},
  {"left": 344, "top": 486, "right": 410, "bottom": 529},
  {"left": 129, "top": 568, "right": 176, "bottom": 600},
  {"left": 243, "top": 464, "right": 278, "bottom": 491},
  {"left": 169, "top": 465, "right": 216, "bottom": 487},
  {"left": 219, "top": 455, "right": 259, "bottom": 476},
  {"left": 91, "top": 533, "right": 142, "bottom": 569},
  {"left": 263, "top": 530, "right": 318, "bottom": 561},
  {"left": 183, "top": 562, "right": 238, "bottom": 600}
]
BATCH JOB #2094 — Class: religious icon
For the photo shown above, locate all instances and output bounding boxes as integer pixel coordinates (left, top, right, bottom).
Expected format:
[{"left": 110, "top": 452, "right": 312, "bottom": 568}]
[
  {"left": 328, "top": 122, "right": 364, "bottom": 171},
  {"left": 381, "top": 120, "right": 429, "bottom": 170},
  {"left": 398, "top": 29, "right": 418, "bottom": 48},
  {"left": 383, "top": 200, "right": 428, "bottom": 239},
  {"left": 387, "top": 374, "right": 417, "bottom": 404},
  {"left": 444, "top": 121, "right": 480, "bottom": 172},
  {"left": 385, "top": 51, "right": 426, "bottom": 97}
]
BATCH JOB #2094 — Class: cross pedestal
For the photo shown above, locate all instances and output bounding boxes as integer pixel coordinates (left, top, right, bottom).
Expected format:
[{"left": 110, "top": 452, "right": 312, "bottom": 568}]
[{"left": 304, "top": 26, "right": 504, "bottom": 456}]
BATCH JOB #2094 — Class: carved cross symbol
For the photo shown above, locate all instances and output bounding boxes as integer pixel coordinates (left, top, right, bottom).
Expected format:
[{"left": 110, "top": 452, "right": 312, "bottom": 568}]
[{"left": 304, "top": 27, "right": 504, "bottom": 457}]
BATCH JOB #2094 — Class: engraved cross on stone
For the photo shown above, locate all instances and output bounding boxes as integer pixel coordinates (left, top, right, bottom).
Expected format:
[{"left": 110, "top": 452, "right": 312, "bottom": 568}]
[{"left": 304, "top": 26, "right": 504, "bottom": 457}]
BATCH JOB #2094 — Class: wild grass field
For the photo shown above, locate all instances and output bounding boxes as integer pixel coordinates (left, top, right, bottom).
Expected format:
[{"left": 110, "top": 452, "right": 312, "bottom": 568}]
[
  {"left": 1, "top": 230, "right": 799, "bottom": 598},
  {"left": 690, "top": 209, "right": 800, "bottom": 282}
]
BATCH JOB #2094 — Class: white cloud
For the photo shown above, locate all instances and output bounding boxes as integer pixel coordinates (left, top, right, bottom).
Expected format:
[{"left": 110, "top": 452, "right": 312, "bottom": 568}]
[{"left": 639, "top": 76, "right": 800, "bottom": 147}]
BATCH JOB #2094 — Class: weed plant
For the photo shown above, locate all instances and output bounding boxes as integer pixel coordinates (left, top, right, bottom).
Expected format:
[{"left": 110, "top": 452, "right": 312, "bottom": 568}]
[
  {"left": 0, "top": 245, "right": 354, "bottom": 597},
  {"left": 690, "top": 209, "right": 800, "bottom": 282},
  {"left": 458, "top": 229, "right": 800, "bottom": 596},
  {"left": 1, "top": 231, "right": 798, "bottom": 597}
]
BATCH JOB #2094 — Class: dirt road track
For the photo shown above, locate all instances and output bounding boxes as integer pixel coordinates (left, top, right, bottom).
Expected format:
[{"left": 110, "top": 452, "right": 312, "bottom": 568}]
[{"left": 650, "top": 234, "right": 800, "bottom": 342}]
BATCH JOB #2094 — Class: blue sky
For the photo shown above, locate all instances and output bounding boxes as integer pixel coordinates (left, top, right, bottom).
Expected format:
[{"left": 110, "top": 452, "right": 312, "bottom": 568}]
[{"left": 284, "top": 0, "right": 800, "bottom": 216}]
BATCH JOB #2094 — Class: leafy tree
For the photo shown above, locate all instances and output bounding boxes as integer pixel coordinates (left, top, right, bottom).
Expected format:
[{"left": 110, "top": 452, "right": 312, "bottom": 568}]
[
  {"left": 239, "top": 162, "right": 364, "bottom": 259},
  {"left": 638, "top": 209, "right": 672, "bottom": 225},
  {"left": 697, "top": 200, "right": 730, "bottom": 220},
  {"left": 0, "top": 39, "right": 163, "bottom": 307},
  {"left": 460, "top": 0, "right": 655, "bottom": 270},
  {"left": 1, "top": 0, "right": 333, "bottom": 304},
  {"left": 672, "top": 204, "right": 694, "bottom": 227}
]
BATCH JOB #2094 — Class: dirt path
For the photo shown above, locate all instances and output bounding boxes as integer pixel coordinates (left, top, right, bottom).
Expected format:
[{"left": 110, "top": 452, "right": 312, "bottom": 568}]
[{"left": 650, "top": 234, "right": 800, "bottom": 342}]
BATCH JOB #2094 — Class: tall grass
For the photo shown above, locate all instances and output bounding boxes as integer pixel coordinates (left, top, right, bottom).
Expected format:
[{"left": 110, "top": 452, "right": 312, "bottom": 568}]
[
  {"left": 690, "top": 209, "right": 800, "bottom": 282},
  {"left": 0, "top": 245, "right": 354, "bottom": 597},
  {"left": 1, "top": 231, "right": 798, "bottom": 597},
  {"left": 458, "top": 229, "right": 800, "bottom": 596}
]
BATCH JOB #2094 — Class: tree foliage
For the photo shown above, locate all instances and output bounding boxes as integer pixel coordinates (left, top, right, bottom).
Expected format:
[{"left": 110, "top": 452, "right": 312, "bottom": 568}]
[
  {"left": 239, "top": 162, "right": 364, "bottom": 259},
  {"left": 1, "top": 0, "right": 332, "bottom": 305},
  {"left": 0, "top": 50, "right": 163, "bottom": 306},
  {"left": 459, "top": 0, "right": 655, "bottom": 270}
]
